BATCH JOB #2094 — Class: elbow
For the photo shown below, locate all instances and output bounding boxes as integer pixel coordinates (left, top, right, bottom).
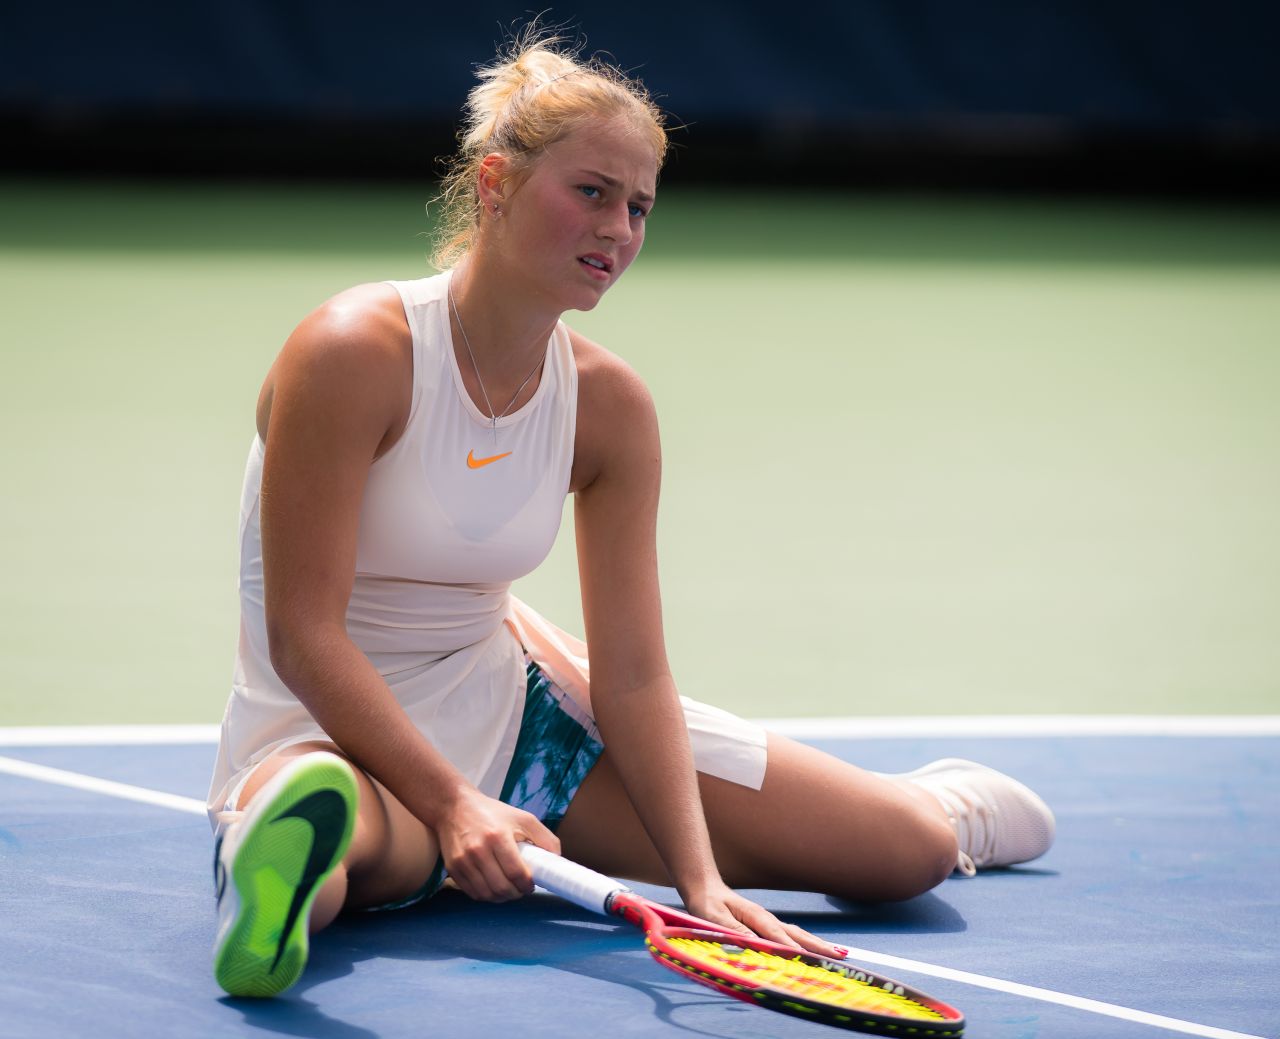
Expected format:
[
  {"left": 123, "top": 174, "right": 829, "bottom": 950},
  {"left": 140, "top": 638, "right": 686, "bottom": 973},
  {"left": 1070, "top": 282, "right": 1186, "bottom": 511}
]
[{"left": 266, "top": 616, "right": 312, "bottom": 690}]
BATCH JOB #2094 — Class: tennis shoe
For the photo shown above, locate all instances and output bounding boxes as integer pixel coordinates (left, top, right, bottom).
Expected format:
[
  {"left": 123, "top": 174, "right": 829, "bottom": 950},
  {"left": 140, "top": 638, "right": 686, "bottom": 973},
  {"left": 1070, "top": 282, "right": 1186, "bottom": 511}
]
[
  {"left": 903, "top": 758, "right": 1054, "bottom": 877},
  {"left": 212, "top": 752, "right": 358, "bottom": 997}
]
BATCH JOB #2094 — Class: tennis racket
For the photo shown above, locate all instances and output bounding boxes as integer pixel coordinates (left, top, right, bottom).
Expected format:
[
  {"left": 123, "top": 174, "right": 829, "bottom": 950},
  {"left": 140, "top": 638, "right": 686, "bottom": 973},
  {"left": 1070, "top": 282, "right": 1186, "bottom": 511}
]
[{"left": 518, "top": 845, "right": 965, "bottom": 1036}]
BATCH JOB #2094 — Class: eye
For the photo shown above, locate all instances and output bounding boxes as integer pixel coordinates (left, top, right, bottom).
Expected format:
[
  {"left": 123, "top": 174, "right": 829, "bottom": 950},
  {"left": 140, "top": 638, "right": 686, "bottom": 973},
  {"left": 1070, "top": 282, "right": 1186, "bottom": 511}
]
[
  {"left": 579, "top": 185, "right": 601, "bottom": 200},
  {"left": 628, "top": 203, "right": 649, "bottom": 219}
]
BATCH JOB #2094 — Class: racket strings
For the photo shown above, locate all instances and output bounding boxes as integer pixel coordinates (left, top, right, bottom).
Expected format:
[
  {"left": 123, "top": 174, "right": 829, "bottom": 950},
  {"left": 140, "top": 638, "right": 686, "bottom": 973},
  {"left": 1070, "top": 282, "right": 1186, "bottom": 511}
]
[{"left": 664, "top": 939, "right": 946, "bottom": 1020}]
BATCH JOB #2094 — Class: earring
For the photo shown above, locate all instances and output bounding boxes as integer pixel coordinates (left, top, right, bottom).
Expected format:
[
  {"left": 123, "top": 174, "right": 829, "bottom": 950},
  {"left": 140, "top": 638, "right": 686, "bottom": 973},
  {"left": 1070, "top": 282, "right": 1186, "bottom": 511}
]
[{"left": 492, "top": 203, "right": 503, "bottom": 218}]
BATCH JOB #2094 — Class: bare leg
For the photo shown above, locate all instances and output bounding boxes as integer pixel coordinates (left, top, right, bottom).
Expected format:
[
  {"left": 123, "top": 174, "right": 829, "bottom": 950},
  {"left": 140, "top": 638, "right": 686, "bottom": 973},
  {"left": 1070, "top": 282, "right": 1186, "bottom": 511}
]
[
  {"left": 232, "top": 741, "right": 439, "bottom": 931},
  {"left": 557, "top": 732, "right": 958, "bottom": 903}
]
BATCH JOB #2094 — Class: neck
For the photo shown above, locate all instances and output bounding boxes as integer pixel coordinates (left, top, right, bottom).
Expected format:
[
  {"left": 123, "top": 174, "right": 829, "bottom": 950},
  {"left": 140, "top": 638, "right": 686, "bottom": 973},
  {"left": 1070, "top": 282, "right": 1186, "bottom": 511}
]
[
  {"left": 447, "top": 253, "right": 559, "bottom": 424},
  {"left": 448, "top": 254, "right": 560, "bottom": 369}
]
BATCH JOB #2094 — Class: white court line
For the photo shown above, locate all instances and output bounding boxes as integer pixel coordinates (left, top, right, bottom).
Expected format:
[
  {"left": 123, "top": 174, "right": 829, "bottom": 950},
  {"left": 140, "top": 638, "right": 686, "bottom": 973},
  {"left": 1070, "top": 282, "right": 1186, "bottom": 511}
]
[
  {"left": 755, "top": 715, "right": 1280, "bottom": 740},
  {"left": 2, "top": 716, "right": 1279, "bottom": 747},
  {"left": 0, "top": 724, "right": 220, "bottom": 746},
  {"left": 1, "top": 752, "right": 1270, "bottom": 1039},
  {"left": 0, "top": 755, "right": 207, "bottom": 816},
  {"left": 842, "top": 945, "right": 1268, "bottom": 1039}
]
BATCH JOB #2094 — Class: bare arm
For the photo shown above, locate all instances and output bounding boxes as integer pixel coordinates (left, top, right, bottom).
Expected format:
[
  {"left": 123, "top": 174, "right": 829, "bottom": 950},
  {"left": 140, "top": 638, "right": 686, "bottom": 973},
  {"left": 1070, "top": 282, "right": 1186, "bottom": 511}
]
[
  {"left": 573, "top": 369, "right": 719, "bottom": 898},
  {"left": 258, "top": 284, "right": 556, "bottom": 900},
  {"left": 572, "top": 344, "right": 831, "bottom": 953}
]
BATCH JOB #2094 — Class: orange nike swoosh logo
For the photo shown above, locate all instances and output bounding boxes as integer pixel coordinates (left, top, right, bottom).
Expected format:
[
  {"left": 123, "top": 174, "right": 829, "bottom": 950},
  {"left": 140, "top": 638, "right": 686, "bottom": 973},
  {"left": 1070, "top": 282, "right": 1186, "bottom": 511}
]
[{"left": 466, "top": 449, "right": 513, "bottom": 469}]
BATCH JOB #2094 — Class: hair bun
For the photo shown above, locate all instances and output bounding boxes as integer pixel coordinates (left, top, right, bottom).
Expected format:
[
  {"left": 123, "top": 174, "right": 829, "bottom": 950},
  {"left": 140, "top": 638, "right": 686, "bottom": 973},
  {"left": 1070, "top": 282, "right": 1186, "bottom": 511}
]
[
  {"left": 432, "top": 28, "right": 667, "bottom": 270},
  {"left": 513, "top": 45, "right": 578, "bottom": 87},
  {"left": 464, "top": 39, "right": 582, "bottom": 152}
]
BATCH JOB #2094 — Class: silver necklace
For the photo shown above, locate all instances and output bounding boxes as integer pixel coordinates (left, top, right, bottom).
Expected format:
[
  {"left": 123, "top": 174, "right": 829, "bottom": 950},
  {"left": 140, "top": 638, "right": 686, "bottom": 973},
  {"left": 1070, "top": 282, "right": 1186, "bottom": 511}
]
[{"left": 448, "top": 282, "right": 545, "bottom": 443}]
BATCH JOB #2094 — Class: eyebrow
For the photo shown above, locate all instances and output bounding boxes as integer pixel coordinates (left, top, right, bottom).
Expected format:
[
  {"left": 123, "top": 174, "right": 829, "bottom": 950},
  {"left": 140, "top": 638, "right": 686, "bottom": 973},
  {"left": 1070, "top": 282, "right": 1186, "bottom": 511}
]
[{"left": 579, "top": 169, "right": 656, "bottom": 203}]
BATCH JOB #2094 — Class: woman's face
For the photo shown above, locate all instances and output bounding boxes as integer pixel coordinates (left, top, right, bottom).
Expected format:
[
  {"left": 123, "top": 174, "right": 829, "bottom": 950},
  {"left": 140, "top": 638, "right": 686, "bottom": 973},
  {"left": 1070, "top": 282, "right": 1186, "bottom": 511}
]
[{"left": 493, "top": 116, "right": 658, "bottom": 312}]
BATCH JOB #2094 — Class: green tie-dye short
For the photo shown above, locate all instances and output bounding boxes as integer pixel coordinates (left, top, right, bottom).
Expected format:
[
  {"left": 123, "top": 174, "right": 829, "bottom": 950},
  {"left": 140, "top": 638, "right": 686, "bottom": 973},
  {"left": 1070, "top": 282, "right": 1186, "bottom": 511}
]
[{"left": 370, "top": 656, "right": 604, "bottom": 910}]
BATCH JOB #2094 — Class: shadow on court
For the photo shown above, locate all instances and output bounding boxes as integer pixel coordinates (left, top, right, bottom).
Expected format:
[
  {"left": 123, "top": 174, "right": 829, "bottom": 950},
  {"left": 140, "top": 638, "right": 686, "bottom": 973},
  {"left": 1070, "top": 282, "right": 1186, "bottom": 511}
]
[
  {"left": 0, "top": 734, "right": 1276, "bottom": 1038},
  {"left": 266, "top": 889, "right": 960, "bottom": 1039},
  {"left": 822, "top": 890, "right": 968, "bottom": 933}
]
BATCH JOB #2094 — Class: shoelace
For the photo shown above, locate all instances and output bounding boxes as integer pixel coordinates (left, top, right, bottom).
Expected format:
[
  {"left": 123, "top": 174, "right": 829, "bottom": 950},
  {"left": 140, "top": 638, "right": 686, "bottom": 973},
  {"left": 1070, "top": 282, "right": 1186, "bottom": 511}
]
[{"left": 927, "top": 783, "right": 997, "bottom": 877}]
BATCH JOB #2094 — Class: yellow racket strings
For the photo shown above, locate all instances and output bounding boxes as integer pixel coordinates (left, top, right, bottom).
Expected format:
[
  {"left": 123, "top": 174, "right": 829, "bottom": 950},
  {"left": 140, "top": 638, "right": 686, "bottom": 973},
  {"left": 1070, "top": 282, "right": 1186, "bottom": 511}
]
[{"left": 664, "top": 939, "right": 946, "bottom": 1020}]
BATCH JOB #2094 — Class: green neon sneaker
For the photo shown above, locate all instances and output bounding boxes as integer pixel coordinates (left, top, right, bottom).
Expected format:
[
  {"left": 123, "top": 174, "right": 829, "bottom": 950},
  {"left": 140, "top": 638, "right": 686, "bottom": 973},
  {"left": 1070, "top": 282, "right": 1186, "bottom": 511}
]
[{"left": 212, "top": 752, "right": 358, "bottom": 997}]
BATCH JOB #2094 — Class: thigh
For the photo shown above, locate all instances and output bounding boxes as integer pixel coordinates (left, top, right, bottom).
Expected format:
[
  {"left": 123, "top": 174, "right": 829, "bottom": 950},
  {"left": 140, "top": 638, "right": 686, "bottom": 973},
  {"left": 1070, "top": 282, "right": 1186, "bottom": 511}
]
[
  {"left": 557, "top": 732, "right": 956, "bottom": 902},
  {"left": 231, "top": 740, "right": 439, "bottom": 911}
]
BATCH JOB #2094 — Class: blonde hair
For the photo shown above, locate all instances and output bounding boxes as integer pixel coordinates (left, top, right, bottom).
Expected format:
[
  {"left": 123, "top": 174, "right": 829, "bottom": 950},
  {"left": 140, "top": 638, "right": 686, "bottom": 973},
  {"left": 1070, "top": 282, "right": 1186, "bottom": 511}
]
[{"left": 432, "top": 31, "right": 668, "bottom": 269}]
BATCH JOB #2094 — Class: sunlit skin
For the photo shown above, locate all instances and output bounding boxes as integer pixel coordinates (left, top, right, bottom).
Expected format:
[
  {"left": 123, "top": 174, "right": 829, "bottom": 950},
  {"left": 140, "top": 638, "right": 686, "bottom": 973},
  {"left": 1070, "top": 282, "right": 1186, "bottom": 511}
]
[
  {"left": 445, "top": 115, "right": 659, "bottom": 411},
  {"left": 243, "top": 108, "right": 957, "bottom": 971}
]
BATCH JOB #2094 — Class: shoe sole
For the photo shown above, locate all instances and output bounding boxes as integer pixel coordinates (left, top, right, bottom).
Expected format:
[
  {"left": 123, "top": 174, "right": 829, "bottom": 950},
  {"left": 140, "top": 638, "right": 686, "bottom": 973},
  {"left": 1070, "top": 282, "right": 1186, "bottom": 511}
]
[{"left": 213, "top": 755, "right": 358, "bottom": 998}]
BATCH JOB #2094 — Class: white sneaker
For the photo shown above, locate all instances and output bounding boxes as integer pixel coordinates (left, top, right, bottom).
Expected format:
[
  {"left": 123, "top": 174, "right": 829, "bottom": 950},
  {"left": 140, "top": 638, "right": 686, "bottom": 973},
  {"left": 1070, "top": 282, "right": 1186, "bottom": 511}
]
[{"left": 903, "top": 758, "right": 1055, "bottom": 877}]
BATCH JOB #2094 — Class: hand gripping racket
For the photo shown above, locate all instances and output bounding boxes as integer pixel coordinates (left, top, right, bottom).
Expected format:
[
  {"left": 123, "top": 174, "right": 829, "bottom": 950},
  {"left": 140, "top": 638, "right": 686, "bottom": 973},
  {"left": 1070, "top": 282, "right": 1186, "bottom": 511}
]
[{"left": 519, "top": 845, "right": 965, "bottom": 1036}]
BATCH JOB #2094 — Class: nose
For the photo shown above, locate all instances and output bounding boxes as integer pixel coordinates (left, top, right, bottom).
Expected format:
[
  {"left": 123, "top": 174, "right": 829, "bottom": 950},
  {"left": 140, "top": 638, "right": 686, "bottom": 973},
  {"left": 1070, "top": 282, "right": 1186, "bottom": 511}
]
[{"left": 597, "top": 202, "right": 632, "bottom": 245}]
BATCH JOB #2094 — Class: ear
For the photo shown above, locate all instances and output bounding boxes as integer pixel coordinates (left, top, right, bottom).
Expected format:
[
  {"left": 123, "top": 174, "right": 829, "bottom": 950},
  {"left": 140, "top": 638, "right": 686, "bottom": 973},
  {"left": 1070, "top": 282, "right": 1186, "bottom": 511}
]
[{"left": 476, "top": 153, "right": 511, "bottom": 212}]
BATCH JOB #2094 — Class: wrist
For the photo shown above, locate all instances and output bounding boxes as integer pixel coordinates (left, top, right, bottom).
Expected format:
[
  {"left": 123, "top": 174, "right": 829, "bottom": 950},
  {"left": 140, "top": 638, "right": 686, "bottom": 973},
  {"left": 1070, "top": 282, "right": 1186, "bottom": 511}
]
[
  {"left": 412, "top": 773, "right": 473, "bottom": 830},
  {"left": 674, "top": 867, "right": 726, "bottom": 907}
]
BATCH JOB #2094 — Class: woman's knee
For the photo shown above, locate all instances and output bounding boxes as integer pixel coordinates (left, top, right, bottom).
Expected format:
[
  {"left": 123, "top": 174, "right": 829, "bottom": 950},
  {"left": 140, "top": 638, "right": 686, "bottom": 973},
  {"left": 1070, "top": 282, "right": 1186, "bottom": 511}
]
[
  {"left": 236, "top": 740, "right": 343, "bottom": 809},
  {"left": 865, "top": 809, "right": 958, "bottom": 902}
]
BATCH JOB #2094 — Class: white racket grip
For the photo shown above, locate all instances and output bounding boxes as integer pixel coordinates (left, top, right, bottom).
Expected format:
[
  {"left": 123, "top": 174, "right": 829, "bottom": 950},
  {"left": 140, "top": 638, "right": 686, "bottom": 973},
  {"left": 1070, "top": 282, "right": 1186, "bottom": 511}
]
[{"left": 519, "top": 844, "right": 629, "bottom": 916}]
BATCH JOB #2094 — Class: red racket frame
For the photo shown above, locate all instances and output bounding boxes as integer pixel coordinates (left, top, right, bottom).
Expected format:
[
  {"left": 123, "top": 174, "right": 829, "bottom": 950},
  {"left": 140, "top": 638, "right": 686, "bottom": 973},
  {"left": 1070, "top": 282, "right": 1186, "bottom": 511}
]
[{"left": 608, "top": 891, "right": 966, "bottom": 1037}]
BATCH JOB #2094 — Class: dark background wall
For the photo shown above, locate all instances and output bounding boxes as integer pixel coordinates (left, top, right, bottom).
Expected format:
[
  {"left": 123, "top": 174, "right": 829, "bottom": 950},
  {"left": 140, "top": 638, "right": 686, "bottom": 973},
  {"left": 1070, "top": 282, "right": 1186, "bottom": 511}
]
[{"left": 4, "top": 1, "right": 1278, "bottom": 194}]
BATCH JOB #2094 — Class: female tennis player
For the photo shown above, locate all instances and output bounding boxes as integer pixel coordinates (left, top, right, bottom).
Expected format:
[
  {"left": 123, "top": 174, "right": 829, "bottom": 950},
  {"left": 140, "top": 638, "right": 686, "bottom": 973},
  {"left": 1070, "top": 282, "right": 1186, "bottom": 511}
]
[{"left": 207, "top": 32, "right": 1055, "bottom": 998}]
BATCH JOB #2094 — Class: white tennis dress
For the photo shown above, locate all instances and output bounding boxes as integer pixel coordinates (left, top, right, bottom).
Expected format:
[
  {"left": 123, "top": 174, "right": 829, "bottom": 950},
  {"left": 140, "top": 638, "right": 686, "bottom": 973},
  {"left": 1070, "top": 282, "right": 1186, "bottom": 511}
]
[{"left": 207, "top": 271, "right": 766, "bottom": 820}]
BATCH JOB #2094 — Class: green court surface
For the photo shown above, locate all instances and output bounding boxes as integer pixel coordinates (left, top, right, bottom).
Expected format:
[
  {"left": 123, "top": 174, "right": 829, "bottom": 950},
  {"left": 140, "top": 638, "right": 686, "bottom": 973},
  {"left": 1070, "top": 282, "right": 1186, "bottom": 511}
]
[{"left": 1, "top": 179, "right": 1277, "bottom": 725}]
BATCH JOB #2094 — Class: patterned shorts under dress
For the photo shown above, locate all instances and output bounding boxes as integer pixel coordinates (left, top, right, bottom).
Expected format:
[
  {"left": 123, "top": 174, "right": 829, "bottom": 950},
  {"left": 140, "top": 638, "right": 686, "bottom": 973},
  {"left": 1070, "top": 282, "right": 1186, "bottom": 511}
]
[
  {"left": 212, "top": 657, "right": 607, "bottom": 911},
  {"left": 368, "top": 656, "right": 605, "bottom": 910}
]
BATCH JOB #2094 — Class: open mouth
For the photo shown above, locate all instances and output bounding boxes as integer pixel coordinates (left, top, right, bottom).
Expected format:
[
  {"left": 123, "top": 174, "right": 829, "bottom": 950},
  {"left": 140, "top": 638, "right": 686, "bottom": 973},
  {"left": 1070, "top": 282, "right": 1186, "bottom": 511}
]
[{"left": 579, "top": 255, "right": 613, "bottom": 275}]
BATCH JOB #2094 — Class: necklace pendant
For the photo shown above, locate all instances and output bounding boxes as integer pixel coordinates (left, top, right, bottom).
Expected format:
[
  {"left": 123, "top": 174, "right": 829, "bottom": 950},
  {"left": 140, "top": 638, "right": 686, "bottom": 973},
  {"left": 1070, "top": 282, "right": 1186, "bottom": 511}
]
[{"left": 449, "top": 278, "right": 544, "bottom": 444}]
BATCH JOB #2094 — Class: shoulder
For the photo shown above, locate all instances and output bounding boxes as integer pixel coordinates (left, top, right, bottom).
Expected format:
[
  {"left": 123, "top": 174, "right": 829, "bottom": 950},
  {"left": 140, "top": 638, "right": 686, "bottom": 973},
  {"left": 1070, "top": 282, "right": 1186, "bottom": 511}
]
[
  {"left": 287, "top": 282, "right": 409, "bottom": 370},
  {"left": 568, "top": 328, "right": 656, "bottom": 423},
  {"left": 259, "top": 282, "right": 412, "bottom": 447},
  {"left": 567, "top": 328, "right": 659, "bottom": 494}
]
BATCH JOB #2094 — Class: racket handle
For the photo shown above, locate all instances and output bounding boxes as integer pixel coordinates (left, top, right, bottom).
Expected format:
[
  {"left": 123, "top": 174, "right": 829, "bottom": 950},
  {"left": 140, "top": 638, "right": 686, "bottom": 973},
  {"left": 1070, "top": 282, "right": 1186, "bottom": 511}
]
[{"left": 519, "top": 844, "right": 629, "bottom": 916}]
